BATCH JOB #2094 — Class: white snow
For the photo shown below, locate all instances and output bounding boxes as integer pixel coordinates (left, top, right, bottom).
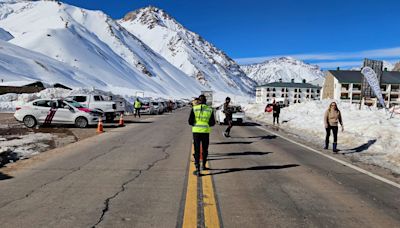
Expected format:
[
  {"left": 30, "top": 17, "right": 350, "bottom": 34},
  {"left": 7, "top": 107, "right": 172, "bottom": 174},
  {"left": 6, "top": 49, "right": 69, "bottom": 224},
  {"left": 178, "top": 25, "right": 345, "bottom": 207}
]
[
  {"left": 0, "top": 27, "right": 13, "bottom": 41},
  {"left": 241, "top": 57, "right": 325, "bottom": 85},
  {"left": 0, "top": 1, "right": 212, "bottom": 99},
  {"left": 244, "top": 100, "right": 400, "bottom": 174},
  {"left": 0, "top": 133, "right": 55, "bottom": 159},
  {"left": 119, "top": 6, "right": 256, "bottom": 96}
]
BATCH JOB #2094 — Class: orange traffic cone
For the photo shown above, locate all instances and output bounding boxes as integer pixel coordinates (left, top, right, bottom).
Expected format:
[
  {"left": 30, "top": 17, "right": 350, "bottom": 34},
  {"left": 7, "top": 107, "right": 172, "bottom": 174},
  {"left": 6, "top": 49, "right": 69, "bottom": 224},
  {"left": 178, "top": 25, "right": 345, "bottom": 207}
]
[
  {"left": 119, "top": 114, "right": 125, "bottom": 127},
  {"left": 97, "top": 117, "right": 104, "bottom": 133}
]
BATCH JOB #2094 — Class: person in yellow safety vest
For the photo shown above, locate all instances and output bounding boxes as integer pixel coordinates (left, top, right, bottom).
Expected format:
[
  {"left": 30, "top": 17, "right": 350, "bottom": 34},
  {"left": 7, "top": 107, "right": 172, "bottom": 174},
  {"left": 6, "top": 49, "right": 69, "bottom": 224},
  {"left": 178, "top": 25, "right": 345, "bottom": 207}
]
[
  {"left": 188, "top": 95, "right": 215, "bottom": 176},
  {"left": 134, "top": 98, "right": 142, "bottom": 118}
]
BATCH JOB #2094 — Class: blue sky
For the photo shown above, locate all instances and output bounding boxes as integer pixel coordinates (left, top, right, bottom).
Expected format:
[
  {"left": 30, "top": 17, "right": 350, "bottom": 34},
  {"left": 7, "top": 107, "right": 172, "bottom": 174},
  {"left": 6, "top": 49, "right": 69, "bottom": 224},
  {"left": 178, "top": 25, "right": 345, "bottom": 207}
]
[{"left": 62, "top": 0, "right": 400, "bottom": 68}]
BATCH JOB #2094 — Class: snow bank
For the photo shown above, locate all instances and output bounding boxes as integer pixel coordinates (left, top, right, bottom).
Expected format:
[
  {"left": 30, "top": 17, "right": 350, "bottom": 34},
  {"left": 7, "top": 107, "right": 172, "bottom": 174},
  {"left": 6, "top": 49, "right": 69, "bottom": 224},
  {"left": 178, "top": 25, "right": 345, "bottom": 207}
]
[
  {"left": 245, "top": 100, "right": 400, "bottom": 174},
  {"left": 0, "top": 133, "right": 55, "bottom": 159}
]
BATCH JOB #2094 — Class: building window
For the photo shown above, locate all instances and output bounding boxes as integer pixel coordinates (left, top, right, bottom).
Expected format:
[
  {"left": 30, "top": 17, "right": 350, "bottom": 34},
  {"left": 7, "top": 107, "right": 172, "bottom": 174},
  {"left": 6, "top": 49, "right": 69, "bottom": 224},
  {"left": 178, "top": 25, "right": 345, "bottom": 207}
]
[
  {"left": 266, "top": 93, "right": 270, "bottom": 97},
  {"left": 272, "top": 93, "right": 276, "bottom": 97},
  {"left": 281, "top": 88, "right": 285, "bottom": 92},
  {"left": 272, "top": 88, "right": 276, "bottom": 92},
  {"left": 353, "top": 84, "right": 362, "bottom": 91},
  {"left": 311, "top": 89, "right": 314, "bottom": 93},
  {"left": 298, "top": 95, "right": 301, "bottom": 98},
  {"left": 294, "top": 94, "right": 297, "bottom": 98},
  {"left": 306, "top": 89, "right": 310, "bottom": 93},
  {"left": 281, "top": 94, "right": 284, "bottom": 98},
  {"left": 392, "top": 85, "right": 400, "bottom": 92},
  {"left": 267, "top": 88, "right": 270, "bottom": 92},
  {"left": 299, "top": 89, "right": 302, "bottom": 93},
  {"left": 294, "top": 89, "right": 298, "bottom": 92},
  {"left": 317, "top": 89, "right": 320, "bottom": 93}
]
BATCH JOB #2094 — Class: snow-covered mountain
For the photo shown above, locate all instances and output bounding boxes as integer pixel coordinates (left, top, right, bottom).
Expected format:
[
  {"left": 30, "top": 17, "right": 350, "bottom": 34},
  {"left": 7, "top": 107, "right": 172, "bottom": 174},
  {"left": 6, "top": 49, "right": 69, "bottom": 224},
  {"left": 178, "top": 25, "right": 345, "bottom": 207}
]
[
  {"left": 0, "top": 1, "right": 216, "bottom": 98},
  {"left": 240, "top": 57, "right": 325, "bottom": 85},
  {"left": 393, "top": 62, "right": 400, "bottom": 71},
  {"left": 350, "top": 60, "right": 395, "bottom": 71},
  {"left": 119, "top": 6, "right": 256, "bottom": 95}
]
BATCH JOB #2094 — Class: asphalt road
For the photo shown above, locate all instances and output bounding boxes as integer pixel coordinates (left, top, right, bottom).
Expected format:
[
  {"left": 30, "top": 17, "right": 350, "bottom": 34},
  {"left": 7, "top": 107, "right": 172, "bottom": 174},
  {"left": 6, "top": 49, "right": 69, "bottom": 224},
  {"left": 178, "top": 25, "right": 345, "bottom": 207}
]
[{"left": 0, "top": 108, "right": 399, "bottom": 228}]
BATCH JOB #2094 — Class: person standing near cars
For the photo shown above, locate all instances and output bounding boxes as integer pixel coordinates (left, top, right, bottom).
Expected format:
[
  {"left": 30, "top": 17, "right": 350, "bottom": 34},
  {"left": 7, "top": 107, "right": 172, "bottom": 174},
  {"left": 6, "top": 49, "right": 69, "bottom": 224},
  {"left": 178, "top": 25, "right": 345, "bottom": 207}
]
[
  {"left": 324, "top": 102, "right": 344, "bottom": 153},
  {"left": 188, "top": 95, "right": 215, "bottom": 176},
  {"left": 272, "top": 100, "right": 281, "bottom": 125},
  {"left": 134, "top": 98, "right": 142, "bottom": 118},
  {"left": 223, "top": 97, "right": 233, "bottom": 137}
]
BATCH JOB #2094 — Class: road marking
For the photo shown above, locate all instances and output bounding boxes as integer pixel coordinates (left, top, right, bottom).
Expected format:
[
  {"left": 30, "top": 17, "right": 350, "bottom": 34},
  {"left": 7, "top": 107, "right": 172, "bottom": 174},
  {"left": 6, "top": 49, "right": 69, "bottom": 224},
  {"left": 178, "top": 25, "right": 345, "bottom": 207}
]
[
  {"left": 182, "top": 145, "right": 221, "bottom": 228},
  {"left": 182, "top": 146, "right": 197, "bottom": 228},
  {"left": 256, "top": 125, "right": 400, "bottom": 189},
  {"left": 202, "top": 169, "right": 221, "bottom": 228}
]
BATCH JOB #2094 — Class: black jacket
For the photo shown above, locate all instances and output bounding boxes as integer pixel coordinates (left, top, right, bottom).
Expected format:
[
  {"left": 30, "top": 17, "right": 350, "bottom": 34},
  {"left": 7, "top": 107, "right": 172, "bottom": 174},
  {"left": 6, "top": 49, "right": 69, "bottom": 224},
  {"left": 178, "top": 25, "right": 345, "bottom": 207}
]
[
  {"left": 273, "top": 104, "right": 281, "bottom": 115},
  {"left": 188, "top": 105, "right": 216, "bottom": 127}
]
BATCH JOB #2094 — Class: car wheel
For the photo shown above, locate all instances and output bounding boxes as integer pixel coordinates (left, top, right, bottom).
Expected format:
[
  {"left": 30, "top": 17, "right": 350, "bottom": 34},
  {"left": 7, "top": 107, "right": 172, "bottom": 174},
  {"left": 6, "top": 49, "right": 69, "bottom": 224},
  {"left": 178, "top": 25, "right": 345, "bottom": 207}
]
[
  {"left": 75, "top": 117, "right": 88, "bottom": 128},
  {"left": 105, "top": 113, "right": 114, "bottom": 122},
  {"left": 23, "top": 115, "right": 37, "bottom": 128}
]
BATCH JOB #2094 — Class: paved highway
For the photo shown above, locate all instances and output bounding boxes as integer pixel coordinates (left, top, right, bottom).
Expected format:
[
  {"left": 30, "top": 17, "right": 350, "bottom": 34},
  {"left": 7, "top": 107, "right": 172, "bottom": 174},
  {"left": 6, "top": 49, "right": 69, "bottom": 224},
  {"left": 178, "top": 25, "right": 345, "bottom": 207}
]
[{"left": 0, "top": 109, "right": 399, "bottom": 228}]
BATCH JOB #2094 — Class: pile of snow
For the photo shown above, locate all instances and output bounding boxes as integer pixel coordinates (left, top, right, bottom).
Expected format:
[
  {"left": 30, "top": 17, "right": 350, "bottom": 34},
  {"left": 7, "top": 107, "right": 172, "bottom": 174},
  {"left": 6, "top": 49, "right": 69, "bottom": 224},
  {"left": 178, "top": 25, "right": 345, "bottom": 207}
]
[
  {"left": 244, "top": 100, "right": 400, "bottom": 174},
  {"left": 0, "top": 133, "right": 55, "bottom": 159},
  {"left": 241, "top": 57, "right": 325, "bottom": 85},
  {"left": 119, "top": 6, "right": 256, "bottom": 96},
  {"left": 0, "top": 1, "right": 208, "bottom": 98}
]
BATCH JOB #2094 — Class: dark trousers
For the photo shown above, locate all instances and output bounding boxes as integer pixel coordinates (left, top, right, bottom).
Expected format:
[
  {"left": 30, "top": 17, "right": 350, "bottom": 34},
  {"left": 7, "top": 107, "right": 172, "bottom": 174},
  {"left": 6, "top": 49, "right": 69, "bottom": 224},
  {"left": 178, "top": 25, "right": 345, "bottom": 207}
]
[
  {"left": 134, "top": 108, "right": 141, "bottom": 118},
  {"left": 273, "top": 114, "right": 279, "bottom": 124},
  {"left": 193, "top": 133, "right": 209, "bottom": 167},
  {"left": 325, "top": 126, "right": 338, "bottom": 144},
  {"left": 225, "top": 117, "right": 233, "bottom": 135}
]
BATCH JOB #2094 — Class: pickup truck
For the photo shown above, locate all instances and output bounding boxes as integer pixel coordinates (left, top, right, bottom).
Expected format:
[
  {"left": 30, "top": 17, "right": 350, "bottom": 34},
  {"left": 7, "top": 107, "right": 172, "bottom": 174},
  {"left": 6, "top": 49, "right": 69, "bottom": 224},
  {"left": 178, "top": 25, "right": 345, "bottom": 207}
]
[{"left": 66, "top": 94, "right": 124, "bottom": 122}]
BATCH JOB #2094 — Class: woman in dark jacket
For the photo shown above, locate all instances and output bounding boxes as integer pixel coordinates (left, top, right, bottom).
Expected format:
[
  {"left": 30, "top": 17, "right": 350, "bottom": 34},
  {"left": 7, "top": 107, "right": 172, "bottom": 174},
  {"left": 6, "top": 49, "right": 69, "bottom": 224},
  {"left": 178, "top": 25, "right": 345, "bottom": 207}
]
[{"left": 324, "top": 102, "right": 344, "bottom": 153}]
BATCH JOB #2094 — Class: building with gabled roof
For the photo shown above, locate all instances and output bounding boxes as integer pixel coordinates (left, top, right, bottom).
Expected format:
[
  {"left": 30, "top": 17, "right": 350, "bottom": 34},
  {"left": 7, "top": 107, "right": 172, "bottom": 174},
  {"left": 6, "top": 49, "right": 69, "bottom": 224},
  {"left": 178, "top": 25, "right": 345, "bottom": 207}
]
[
  {"left": 256, "top": 79, "right": 321, "bottom": 105},
  {"left": 322, "top": 69, "right": 400, "bottom": 107}
]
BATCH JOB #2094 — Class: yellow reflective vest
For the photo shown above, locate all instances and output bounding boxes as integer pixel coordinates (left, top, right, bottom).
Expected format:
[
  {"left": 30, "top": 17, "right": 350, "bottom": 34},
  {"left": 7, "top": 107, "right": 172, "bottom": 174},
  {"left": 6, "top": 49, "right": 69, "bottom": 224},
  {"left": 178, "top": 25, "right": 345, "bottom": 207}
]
[
  {"left": 192, "top": 104, "right": 212, "bottom": 133},
  {"left": 134, "top": 101, "right": 141, "bottom": 109}
]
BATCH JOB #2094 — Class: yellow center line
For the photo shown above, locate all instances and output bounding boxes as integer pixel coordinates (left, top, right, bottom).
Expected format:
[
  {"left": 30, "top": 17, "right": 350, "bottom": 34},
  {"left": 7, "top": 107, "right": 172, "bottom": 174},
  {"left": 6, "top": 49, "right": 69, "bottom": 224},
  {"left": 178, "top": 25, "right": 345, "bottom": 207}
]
[
  {"left": 182, "top": 145, "right": 221, "bottom": 228},
  {"left": 182, "top": 146, "right": 198, "bottom": 228},
  {"left": 202, "top": 169, "right": 221, "bottom": 228}
]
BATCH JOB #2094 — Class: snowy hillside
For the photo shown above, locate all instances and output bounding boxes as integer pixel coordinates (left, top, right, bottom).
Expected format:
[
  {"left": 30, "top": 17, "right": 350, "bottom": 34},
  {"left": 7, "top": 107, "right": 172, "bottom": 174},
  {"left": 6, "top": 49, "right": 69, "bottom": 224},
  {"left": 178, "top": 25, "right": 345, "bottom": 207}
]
[
  {"left": 119, "top": 6, "right": 256, "bottom": 96},
  {"left": 241, "top": 57, "right": 325, "bottom": 85},
  {"left": 0, "top": 1, "right": 208, "bottom": 98},
  {"left": 350, "top": 60, "right": 395, "bottom": 71},
  {"left": 394, "top": 62, "right": 400, "bottom": 71}
]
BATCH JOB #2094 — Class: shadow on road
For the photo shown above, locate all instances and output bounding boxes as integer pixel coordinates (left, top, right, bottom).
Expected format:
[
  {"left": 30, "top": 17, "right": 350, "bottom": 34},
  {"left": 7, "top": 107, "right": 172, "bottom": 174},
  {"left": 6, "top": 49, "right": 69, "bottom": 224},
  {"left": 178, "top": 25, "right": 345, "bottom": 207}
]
[
  {"left": 0, "top": 172, "right": 13, "bottom": 181},
  {"left": 248, "top": 135, "right": 277, "bottom": 140},
  {"left": 203, "top": 164, "right": 299, "bottom": 176},
  {"left": 211, "top": 141, "right": 253, "bottom": 145},
  {"left": 209, "top": 151, "right": 273, "bottom": 157},
  {"left": 123, "top": 120, "right": 153, "bottom": 124},
  {"left": 242, "top": 122, "right": 261, "bottom": 126},
  {"left": 342, "top": 139, "right": 377, "bottom": 154}
]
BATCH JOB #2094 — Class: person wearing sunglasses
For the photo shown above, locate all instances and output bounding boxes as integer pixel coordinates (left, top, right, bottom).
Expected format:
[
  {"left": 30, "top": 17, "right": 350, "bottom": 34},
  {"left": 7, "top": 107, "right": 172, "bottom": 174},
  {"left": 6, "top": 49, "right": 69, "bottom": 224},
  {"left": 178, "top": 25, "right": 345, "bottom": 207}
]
[{"left": 324, "top": 102, "right": 344, "bottom": 153}]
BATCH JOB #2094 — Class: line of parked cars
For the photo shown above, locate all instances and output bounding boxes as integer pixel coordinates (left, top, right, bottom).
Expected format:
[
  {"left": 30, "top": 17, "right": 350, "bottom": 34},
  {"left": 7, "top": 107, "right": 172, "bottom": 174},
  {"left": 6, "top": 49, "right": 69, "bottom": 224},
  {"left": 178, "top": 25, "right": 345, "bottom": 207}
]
[
  {"left": 14, "top": 95, "right": 188, "bottom": 128},
  {"left": 139, "top": 99, "right": 186, "bottom": 115}
]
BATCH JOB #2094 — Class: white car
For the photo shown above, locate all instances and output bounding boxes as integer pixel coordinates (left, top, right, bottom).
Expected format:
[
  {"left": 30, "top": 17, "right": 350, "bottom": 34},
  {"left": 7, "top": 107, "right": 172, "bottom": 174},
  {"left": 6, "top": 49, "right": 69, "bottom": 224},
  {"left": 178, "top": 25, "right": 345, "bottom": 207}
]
[
  {"left": 14, "top": 99, "right": 103, "bottom": 128},
  {"left": 215, "top": 105, "right": 246, "bottom": 125},
  {"left": 151, "top": 101, "right": 164, "bottom": 114},
  {"left": 140, "top": 102, "right": 156, "bottom": 115}
]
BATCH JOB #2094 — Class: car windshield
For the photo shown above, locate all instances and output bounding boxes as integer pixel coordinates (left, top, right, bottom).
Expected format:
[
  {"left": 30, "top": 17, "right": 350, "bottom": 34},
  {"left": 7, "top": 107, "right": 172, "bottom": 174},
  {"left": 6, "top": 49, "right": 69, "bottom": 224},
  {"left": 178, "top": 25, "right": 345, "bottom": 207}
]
[
  {"left": 152, "top": 102, "right": 159, "bottom": 106},
  {"left": 65, "top": 100, "right": 84, "bottom": 108}
]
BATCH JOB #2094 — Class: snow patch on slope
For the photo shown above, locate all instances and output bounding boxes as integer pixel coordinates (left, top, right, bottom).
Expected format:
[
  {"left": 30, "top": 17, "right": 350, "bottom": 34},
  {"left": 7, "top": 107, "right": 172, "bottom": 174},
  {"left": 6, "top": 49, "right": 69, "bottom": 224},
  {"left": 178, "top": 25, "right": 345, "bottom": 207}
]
[
  {"left": 241, "top": 57, "right": 324, "bottom": 85},
  {"left": 119, "top": 6, "right": 256, "bottom": 96}
]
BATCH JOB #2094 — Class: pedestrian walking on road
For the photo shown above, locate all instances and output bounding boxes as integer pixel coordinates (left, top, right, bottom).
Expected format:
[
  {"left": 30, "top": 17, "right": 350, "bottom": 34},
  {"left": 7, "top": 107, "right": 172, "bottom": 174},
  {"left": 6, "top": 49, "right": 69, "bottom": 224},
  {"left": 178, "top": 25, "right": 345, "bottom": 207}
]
[
  {"left": 272, "top": 100, "right": 281, "bottom": 125},
  {"left": 324, "top": 102, "right": 344, "bottom": 153},
  {"left": 188, "top": 95, "right": 215, "bottom": 176},
  {"left": 223, "top": 97, "right": 233, "bottom": 137},
  {"left": 134, "top": 98, "right": 142, "bottom": 118}
]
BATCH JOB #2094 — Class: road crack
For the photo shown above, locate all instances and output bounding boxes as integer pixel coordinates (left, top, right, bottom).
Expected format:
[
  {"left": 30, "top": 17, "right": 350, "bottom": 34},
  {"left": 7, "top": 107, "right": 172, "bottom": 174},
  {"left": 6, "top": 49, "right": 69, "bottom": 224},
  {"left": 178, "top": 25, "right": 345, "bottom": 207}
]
[
  {"left": 91, "top": 145, "right": 171, "bottom": 228},
  {"left": 0, "top": 145, "right": 123, "bottom": 209}
]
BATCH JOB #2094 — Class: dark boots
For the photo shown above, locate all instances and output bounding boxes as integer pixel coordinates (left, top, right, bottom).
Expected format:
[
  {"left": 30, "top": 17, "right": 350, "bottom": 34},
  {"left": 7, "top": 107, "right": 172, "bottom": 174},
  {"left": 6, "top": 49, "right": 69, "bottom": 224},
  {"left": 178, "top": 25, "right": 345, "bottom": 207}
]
[
  {"left": 333, "top": 143, "right": 338, "bottom": 153},
  {"left": 324, "top": 141, "right": 329, "bottom": 150},
  {"left": 194, "top": 164, "right": 200, "bottom": 176}
]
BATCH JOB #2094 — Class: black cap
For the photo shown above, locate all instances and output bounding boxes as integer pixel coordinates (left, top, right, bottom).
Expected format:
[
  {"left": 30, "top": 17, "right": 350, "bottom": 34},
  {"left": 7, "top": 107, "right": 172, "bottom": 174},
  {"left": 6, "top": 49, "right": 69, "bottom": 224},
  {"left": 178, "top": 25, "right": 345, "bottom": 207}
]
[
  {"left": 198, "top": 95, "right": 207, "bottom": 104},
  {"left": 226, "top": 97, "right": 231, "bottom": 101}
]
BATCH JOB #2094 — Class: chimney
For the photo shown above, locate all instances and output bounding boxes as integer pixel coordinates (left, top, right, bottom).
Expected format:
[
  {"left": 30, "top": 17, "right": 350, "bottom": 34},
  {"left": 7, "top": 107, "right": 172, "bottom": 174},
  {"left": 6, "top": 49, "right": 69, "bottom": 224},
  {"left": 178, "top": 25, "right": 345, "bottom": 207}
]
[
  {"left": 302, "top": 79, "right": 306, "bottom": 83},
  {"left": 291, "top": 79, "right": 295, "bottom": 83},
  {"left": 384, "top": 67, "right": 388, "bottom": 71},
  {"left": 279, "top": 78, "right": 282, "bottom": 83},
  {"left": 337, "top": 67, "right": 340, "bottom": 71}
]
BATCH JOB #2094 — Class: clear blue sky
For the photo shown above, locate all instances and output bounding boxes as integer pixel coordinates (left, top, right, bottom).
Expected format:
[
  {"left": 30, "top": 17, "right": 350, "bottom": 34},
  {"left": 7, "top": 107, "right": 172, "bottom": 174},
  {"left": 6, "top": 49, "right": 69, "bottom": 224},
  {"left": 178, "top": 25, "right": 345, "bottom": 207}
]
[{"left": 62, "top": 0, "right": 400, "bottom": 68}]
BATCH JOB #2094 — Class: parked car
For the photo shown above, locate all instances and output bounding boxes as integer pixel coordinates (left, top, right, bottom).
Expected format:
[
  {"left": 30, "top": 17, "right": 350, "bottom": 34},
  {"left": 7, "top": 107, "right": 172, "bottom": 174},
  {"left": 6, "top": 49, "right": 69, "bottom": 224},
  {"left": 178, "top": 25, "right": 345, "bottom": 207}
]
[
  {"left": 66, "top": 94, "right": 123, "bottom": 122},
  {"left": 151, "top": 101, "right": 164, "bottom": 114},
  {"left": 215, "top": 105, "right": 246, "bottom": 125},
  {"left": 14, "top": 99, "right": 102, "bottom": 128},
  {"left": 140, "top": 102, "right": 156, "bottom": 115}
]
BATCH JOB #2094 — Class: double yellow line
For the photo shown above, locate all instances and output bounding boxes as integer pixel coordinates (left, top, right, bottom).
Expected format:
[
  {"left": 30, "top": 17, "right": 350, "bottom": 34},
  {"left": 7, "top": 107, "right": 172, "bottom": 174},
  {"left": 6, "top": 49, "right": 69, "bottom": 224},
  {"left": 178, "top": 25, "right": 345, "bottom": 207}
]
[{"left": 182, "top": 146, "right": 220, "bottom": 228}]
